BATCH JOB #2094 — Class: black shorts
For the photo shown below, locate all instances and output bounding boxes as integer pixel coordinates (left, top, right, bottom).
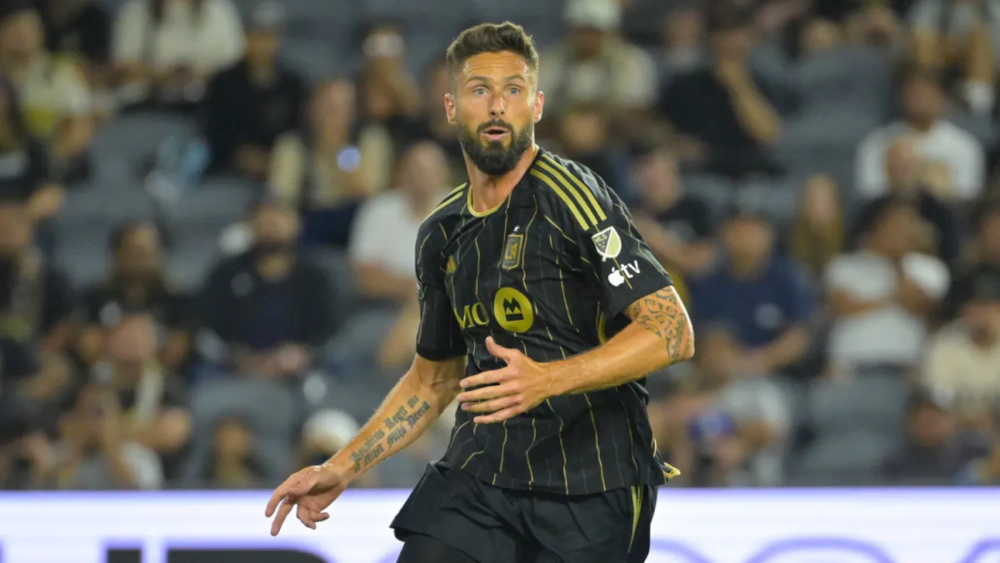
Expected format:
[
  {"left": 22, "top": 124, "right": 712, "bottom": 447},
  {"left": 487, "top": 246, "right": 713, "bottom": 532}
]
[{"left": 390, "top": 462, "right": 657, "bottom": 563}]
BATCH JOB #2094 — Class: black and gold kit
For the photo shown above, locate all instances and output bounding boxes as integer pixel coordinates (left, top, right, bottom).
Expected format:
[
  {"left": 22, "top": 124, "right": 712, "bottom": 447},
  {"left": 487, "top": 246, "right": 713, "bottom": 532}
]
[
  {"left": 413, "top": 148, "right": 678, "bottom": 495},
  {"left": 392, "top": 148, "right": 678, "bottom": 563}
]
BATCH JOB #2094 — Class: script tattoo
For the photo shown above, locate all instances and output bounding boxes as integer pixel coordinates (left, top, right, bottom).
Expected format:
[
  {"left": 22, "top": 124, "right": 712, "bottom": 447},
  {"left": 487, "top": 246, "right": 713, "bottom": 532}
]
[
  {"left": 626, "top": 287, "right": 693, "bottom": 362},
  {"left": 350, "top": 394, "right": 433, "bottom": 473}
]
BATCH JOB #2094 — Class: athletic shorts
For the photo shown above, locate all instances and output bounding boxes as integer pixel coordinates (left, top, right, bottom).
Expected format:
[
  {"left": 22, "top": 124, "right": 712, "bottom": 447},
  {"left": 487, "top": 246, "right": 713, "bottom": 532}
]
[{"left": 390, "top": 462, "right": 657, "bottom": 563}]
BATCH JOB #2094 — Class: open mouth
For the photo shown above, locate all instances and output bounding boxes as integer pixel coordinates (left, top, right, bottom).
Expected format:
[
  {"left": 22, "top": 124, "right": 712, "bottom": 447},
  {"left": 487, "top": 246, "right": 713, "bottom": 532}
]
[{"left": 481, "top": 126, "right": 510, "bottom": 141}]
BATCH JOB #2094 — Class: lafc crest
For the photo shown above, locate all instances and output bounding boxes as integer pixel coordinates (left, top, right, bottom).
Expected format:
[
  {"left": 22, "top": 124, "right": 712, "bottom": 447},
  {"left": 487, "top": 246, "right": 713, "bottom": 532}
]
[{"left": 501, "top": 233, "right": 524, "bottom": 270}]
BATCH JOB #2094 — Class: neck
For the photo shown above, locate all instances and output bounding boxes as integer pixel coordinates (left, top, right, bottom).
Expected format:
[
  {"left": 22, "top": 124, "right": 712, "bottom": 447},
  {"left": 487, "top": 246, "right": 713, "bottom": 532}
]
[
  {"left": 248, "top": 60, "right": 276, "bottom": 84},
  {"left": 909, "top": 117, "right": 935, "bottom": 133},
  {"left": 255, "top": 252, "right": 293, "bottom": 279},
  {"left": 407, "top": 191, "right": 433, "bottom": 217},
  {"left": 730, "top": 255, "right": 768, "bottom": 279},
  {"left": 971, "top": 328, "right": 998, "bottom": 348},
  {"left": 465, "top": 144, "right": 538, "bottom": 214}
]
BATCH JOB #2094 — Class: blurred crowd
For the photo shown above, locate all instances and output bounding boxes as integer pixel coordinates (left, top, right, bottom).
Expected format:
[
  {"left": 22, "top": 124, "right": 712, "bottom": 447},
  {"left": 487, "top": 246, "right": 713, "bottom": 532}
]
[{"left": 2, "top": 0, "right": 1000, "bottom": 491}]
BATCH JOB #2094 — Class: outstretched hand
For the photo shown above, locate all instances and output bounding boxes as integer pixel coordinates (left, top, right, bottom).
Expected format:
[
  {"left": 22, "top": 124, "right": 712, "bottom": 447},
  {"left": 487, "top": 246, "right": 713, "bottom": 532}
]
[
  {"left": 455, "top": 337, "right": 556, "bottom": 424},
  {"left": 265, "top": 464, "right": 348, "bottom": 536}
]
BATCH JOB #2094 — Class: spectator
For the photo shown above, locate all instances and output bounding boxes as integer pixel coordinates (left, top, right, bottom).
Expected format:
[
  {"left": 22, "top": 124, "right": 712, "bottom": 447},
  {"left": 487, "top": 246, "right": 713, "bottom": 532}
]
[
  {"left": 923, "top": 266, "right": 1000, "bottom": 424},
  {"left": 0, "top": 200, "right": 75, "bottom": 403},
  {"left": 0, "top": 76, "right": 63, "bottom": 223},
  {"left": 200, "top": 1, "right": 306, "bottom": 183},
  {"left": 349, "top": 141, "right": 448, "bottom": 304},
  {"left": 659, "top": 4, "right": 705, "bottom": 77},
  {"left": 38, "top": 0, "right": 111, "bottom": 77},
  {"left": 908, "top": 0, "right": 996, "bottom": 117},
  {"left": 658, "top": 2, "right": 789, "bottom": 178},
  {"left": 629, "top": 141, "right": 716, "bottom": 278},
  {"left": 789, "top": 175, "right": 844, "bottom": 282},
  {"left": 855, "top": 69, "right": 985, "bottom": 202},
  {"left": 77, "top": 221, "right": 191, "bottom": 372},
  {"left": 554, "top": 104, "right": 636, "bottom": 202},
  {"left": 111, "top": 0, "right": 244, "bottom": 109},
  {"left": 198, "top": 198, "right": 336, "bottom": 380},
  {"left": 879, "top": 387, "right": 986, "bottom": 485},
  {"left": 272, "top": 81, "right": 373, "bottom": 248},
  {"left": 540, "top": 0, "right": 657, "bottom": 126},
  {"left": 687, "top": 202, "right": 814, "bottom": 376},
  {"left": 50, "top": 382, "right": 164, "bottom": 489},
  {"left": 947, "top": 203, "right": 1000, "bottom": 317},
  {"left": 685, "top": 327, "right": 792, "bottom": 487},
  {"left": 956, "top": 417, "right": 1000, "bottom": 485},
  {"left": 194, "top": 415, "right": 267, "bottom": 488},
  {"left": 852, "top": 139, "right": 961, "bottom": 263},
  {"left": 0, "top": 395, "right": 53, "bottom": 489},
  {"left": 0, "top": 1, "right": 93, "bottom": 182},
  {"left": 412, "top": 58, "right": 465, "bottom": 183},
  {"left": 90, "top": 314, "right": 191, "bottom": 479},
  {"left": 353, "top": 22, "right": 421, "bottom": 192},
  {"left": 826, "top": 199, "right": 950, "bottom": 376}
]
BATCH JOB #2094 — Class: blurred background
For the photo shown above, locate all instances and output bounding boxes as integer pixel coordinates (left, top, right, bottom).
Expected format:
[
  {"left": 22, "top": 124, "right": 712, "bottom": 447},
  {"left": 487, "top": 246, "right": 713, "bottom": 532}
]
[{"left": 1, "top": 0, "right": 1000, "bottom": 499}]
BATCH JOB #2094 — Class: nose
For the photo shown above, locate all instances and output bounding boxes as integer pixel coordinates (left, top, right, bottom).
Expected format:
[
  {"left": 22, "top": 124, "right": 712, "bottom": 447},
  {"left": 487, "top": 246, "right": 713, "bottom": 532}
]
[{"left": 490, "top": 95, "right": 505, "bottom": 117}]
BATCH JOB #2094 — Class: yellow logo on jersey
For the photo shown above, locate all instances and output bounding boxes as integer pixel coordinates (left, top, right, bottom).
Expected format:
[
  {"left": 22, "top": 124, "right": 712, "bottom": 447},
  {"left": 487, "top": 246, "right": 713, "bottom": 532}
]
[
  {"left": 501, "top": 233, "right": 524, "bottom": 270},
  {"left": 494, "top": 287, "right": 534, "bottom": 333},
  {"left": 454, "top": 303, "right": 490, "bottom": 329},
  {"left": 445, "top": 255, "right": 457, "bottom": 274}
]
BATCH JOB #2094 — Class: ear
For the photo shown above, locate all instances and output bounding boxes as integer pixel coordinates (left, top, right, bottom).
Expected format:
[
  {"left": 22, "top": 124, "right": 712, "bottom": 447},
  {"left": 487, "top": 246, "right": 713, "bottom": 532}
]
[
  {"left": 444, "top": 92, "right": 457, "bottom": 126},
  {"left": 533, "top": 90, "right": 544, "bottom": 124}
]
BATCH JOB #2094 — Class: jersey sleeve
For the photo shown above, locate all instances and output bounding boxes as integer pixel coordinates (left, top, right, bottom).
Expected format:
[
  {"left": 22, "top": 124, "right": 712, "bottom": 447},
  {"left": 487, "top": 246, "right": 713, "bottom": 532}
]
[
  {"left": 540, "top": 157, "right": 674, "bottom": 318},
  {"left": 414, "top": 220, "right": 467, "bottom": 361}
]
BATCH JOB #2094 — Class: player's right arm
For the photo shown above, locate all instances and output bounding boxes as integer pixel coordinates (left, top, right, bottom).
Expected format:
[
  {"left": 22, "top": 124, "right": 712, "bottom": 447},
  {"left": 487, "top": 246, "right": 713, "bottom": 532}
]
[{"left": 266, "top": 215, "right": 467, "bottom": 535}]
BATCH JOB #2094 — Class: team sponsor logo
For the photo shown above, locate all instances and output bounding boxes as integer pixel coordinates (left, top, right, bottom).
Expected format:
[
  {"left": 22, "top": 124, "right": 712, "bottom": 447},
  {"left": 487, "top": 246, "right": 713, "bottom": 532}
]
[
  {"left": 591, "top": 226, "right": 622, "bottom": 261},
  {"left": 608, "top": 260, "right": 640, "bottom": 287},
  {"left": 501, "top": 233, "right": 524, "bottom": 270},
  {"left": 493, "top": 287, "right": 534, "bottom": 333}
]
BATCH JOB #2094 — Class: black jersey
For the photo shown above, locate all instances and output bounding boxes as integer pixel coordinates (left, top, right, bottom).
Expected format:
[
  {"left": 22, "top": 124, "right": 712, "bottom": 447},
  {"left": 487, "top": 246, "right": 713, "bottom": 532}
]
[{"left": 414, "top": 148, "right": 679, "bottom": 495}]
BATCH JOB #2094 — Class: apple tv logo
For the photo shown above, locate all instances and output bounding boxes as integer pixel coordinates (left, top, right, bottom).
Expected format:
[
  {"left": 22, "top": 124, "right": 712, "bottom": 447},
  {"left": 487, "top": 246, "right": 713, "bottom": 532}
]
[{"left": 608, "top": 260, "right": 640, "bottom": 287}]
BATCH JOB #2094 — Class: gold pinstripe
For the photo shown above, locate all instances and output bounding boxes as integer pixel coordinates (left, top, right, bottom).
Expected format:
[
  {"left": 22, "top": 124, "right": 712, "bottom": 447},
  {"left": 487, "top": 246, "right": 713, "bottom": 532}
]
[
  {"left": 546, "top": 398, "right": 570, "bottom": 494},
  {"left": 628, "top": 485, "right": 643, "bottom": 552},
  {"left": 583, "top": 393, "right": 607, "bottom": 490},
  {"left": 529, "top": 169, "right": 589, "bottom": 230},
  {"left": 526, "top": 416, "right": 537, "bottom": 486},
  {"left": 535, "top": 160, "right": 599, "bottom": 228},
  {"left": 541, "top": 153, "right": 607, "bottom": 223},
  {"left": 426, "top": 183, "right": 466, "bottom": 218},
  {"left": 544, "top": 216, "right": 575, "bottom": 244},
  {"left": 461, "top": 450, "right": 484, "bottom": 469}
]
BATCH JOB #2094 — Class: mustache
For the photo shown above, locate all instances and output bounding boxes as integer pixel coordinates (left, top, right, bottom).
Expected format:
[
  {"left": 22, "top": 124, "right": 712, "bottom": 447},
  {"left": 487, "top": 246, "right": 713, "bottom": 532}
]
[{"left": 477, "top": 120, "right": 513, "bottom": 133}]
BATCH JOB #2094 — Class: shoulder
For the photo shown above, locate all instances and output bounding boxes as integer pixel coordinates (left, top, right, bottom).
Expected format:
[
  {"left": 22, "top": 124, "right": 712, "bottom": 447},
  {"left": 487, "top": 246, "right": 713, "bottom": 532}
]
[
  {"left": 204, "top": 0, "right": 240, "bottom": 15},
  {"left": 937, "top": 120, "right": 983, "bottom": 149},
  {"left": 903, "top": 252, "right": 949, "bottom": 279},
  {"left": 529, "top": 150, "right": 619, "bottom": 233},
  {"left": 417, "top": 182, "right": 468, "bottom": 254}
]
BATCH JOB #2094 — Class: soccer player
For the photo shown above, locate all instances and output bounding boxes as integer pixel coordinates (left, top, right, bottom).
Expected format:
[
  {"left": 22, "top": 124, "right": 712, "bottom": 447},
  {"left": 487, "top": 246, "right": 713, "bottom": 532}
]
[{"left": 265, "top": 22, "right": 695, "bottom": 563}]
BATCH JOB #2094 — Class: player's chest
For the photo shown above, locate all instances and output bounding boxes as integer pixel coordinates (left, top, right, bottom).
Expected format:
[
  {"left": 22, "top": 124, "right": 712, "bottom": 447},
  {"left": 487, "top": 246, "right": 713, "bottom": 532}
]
[{"left": 441, "top": 211, "right": 581, "bottom": 332}]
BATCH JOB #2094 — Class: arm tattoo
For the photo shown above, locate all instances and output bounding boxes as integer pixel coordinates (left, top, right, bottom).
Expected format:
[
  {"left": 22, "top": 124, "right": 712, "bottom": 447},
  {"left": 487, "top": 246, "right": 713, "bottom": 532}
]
[
  {"left": 626, "top": 287, "right": 694, "bottom": 362},
  {"left": 350, "top": 395, "right": 433, "bottom": 473}
]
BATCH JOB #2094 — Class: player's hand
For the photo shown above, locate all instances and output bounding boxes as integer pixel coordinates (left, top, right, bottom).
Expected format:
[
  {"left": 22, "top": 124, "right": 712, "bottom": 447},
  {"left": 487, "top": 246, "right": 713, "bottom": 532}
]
[
  {"left": 455, "top": 337, "right": 555, "bottom": 424},
  {"left": 265, "top": 464, "right": 348, "bottom": 536}
]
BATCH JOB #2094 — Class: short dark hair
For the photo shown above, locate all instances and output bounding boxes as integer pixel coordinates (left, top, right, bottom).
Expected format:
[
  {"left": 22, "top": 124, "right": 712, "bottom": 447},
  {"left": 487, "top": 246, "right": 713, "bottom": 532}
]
[{"left": 445, "top": 22, "right": 539, "bottom": 83}]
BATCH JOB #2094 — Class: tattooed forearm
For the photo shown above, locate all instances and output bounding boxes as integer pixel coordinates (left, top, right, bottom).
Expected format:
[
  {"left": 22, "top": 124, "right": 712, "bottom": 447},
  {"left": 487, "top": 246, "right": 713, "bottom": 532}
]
[
  {"left": 626, "top": 286, "right": 695, "bottom": 363},
  {"left": 349, "top": 394, "right": 433, "bottom": 473}
]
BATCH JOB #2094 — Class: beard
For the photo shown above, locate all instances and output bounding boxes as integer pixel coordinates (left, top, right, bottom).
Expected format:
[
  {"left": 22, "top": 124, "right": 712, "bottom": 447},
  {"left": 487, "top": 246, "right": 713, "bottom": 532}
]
[{"left": 457, "top": 119, "right": 533, "bottom": 176}]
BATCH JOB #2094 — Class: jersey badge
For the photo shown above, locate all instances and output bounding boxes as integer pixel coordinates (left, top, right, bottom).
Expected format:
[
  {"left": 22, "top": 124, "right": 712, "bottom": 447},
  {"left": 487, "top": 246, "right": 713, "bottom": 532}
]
[
  {"left": 501, "top": 233, "right": 525, "bottom": 270},
  {"left": 591, "top": 226, "right": 622, "bottom": 261}
]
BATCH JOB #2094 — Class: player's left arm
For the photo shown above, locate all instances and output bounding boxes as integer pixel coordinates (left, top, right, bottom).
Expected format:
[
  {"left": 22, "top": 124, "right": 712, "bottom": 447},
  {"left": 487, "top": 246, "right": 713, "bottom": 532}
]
[{"left": 457, "top": 166, "right": 694, "bottom": 422}]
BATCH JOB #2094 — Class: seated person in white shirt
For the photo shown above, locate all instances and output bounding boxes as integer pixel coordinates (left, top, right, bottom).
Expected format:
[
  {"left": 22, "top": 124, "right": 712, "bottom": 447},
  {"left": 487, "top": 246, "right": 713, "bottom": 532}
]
[
  {"left": 111, "top": 0, "right": 244, "bottom": 107},
  {"left": 855, "top": 69, "right": 985, "bottom": 203},
  {"left": 923, "top": 267, "right": 1000, "bottom": 428},
  {"left": 347, "top": 141, "right": 451, "bottom": 369},
  {"left": 826, "top": 198, "right": 950, "bottom": 376}
]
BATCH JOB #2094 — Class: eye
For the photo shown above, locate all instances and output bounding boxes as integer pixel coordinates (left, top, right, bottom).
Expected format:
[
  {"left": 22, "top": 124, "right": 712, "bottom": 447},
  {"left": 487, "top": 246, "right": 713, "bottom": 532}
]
[
  {"left": 508, "top": 86, "right": 521, "bottom": 95},
  {"left": 472, "top": 87, "right": 487, "bottom": 96}
]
